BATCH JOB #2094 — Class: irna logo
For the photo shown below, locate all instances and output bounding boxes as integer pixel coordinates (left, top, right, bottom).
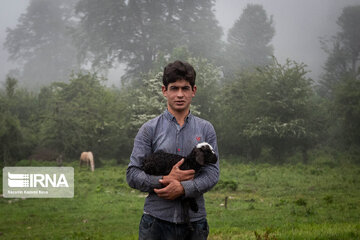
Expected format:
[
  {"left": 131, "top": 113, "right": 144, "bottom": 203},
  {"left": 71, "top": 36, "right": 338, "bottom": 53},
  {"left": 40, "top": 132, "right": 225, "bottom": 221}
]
[
  {"left": 8, "top": 172, "right": 69, "bottom": 188},
  {"left": 3, "top": 167, "right": 74, "bottom": 198}
]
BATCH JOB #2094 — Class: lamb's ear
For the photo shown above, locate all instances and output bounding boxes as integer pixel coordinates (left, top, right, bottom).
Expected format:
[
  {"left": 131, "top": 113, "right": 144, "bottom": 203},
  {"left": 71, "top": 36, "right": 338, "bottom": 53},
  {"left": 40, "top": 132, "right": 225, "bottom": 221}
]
[{"left": 195, "top": 148, "right": 205, "bottom": 165}]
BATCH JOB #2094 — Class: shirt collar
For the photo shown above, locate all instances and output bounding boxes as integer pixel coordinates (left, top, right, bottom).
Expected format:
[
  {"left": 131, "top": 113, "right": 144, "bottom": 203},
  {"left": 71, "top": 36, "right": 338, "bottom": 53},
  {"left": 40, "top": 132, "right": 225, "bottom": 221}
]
[{"left": 164, "top": 109, "right": 192, "bottom": 123}]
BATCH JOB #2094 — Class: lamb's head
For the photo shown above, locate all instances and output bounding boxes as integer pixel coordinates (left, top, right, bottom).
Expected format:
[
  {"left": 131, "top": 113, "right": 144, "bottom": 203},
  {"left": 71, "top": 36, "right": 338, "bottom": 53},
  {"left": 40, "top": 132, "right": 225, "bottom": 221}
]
[{"left": 193, "top": 142, "right": 218, "bottom": 166}]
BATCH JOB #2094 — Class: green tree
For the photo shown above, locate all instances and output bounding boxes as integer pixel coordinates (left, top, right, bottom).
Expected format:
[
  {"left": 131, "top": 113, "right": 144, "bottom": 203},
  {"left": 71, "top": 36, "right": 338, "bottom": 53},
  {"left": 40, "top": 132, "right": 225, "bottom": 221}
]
[
  {"left": 219, "top": 59, "right": 319, "bottom": 162},
  {"left": 0, "top": 77, "right": 37, "bottom": 165},
  {"left": 338, "top": 5, "right": 360, "bottom": 73},
  {"left": 224, "top": 4, "right": 274, "bottom": 78},
  {"left": 38, "top": 73, "right": 129, "bottom": 161},
  {"left": 318, "top": 5, "right": 360, "bottom": 152},
  {"left": 75, "top": 0, "right": 222, "bottom": 81},
  {"left": 0, "top": 112, "right": 23, "bottom": 166},
  {"left": 319, "top": 5, "right": 360, "bottom": 98},
  {"left": 4, "top": 0, "right": 79, "bottom": 90},
  {"left": 333, "top": 75, "right": 360, "bottom": 147},
  {"left": 176, "top": 0, "right": 223, "bottom": 62}
]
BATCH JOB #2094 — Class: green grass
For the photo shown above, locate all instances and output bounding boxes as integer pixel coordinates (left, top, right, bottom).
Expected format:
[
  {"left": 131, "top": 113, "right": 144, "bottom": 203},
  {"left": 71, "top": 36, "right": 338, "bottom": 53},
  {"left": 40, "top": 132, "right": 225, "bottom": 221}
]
[{"left": 1, "top": 159, "right": 359, "bottom": 239}]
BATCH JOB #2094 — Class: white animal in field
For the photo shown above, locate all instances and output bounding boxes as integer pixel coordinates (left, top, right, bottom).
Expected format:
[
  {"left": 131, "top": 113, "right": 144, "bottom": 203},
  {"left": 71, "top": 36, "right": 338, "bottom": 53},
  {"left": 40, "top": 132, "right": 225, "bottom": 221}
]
[{"left": 80, "top": 152, "right": 95, "bottom": 172}]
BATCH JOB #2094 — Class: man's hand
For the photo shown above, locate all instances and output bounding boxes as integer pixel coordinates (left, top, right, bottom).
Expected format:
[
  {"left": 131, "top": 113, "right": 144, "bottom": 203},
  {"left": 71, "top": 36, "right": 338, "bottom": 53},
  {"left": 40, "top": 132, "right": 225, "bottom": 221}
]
[
  {"left": 154, "top": 178, "right": 185, "bottom": 200},
  {"left": 162, "top": 159, "right": 195, "bottom": 184},
  {"left": 154, "top": 159, "right": 195, "bottom": 200}
]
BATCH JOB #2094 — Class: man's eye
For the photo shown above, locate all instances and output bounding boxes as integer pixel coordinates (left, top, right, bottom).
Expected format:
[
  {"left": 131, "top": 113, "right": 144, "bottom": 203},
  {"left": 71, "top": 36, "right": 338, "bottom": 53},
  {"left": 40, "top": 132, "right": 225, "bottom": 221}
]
[{"left": 169, "top": 86, "right": 190, "bottom": 91}]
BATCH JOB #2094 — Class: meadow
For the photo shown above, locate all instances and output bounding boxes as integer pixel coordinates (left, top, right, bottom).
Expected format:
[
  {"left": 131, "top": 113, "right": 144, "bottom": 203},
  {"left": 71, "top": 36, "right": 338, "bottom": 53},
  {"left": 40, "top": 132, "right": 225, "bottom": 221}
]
[{"left": 1, "top": 157, "right": 359, "bottom": 240}]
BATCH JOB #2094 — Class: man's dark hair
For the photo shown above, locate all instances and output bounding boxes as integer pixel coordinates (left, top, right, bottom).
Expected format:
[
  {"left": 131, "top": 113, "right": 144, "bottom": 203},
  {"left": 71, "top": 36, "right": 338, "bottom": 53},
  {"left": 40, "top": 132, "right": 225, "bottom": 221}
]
[{"left": 162, "top": 60, "right": 196, "bottom": 89}]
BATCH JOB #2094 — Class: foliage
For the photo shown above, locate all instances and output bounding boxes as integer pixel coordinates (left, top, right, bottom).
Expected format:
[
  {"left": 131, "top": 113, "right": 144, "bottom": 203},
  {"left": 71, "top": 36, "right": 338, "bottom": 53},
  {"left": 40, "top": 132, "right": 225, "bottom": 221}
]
[
  {"left": 219, "top": 58, "right": 319, "bottom": 162},
  {"left": 223, "top": 4, "right": 274, "bottom": 78},
  {"left": 319, "top": 5, "right": 360, "bottom": 98},
  {"left": 333, "top": 75, "right": 360, "bottom": 147},
  {"left": 319, "top": 41, "right": 350, "bottom": 98},
  {"left": 0, "top": 77, "right": 38, "bottom": 166},
  {"left": 0, "top": 112, "right": 23, "bottom": 165},
  {"left": 318, "top": 5, "right": 360, "bottom": 151},
  {"left": 337, "top": 5, "right": 360, "bottom": 72},
  {"left": 75, "top": 0, "right": 223, "bottom": 81},
  {"left": 37, "top": 73, "right": 132, "bottom": 161},
  {"left": 175, "top": 0, "right": 224, "bottom": 62},
  {"left": 4, "top": 0, "right": 79, "bottom": 90},
  {"left": 1, "top": 3, "right": 359, "bottom": 165}
]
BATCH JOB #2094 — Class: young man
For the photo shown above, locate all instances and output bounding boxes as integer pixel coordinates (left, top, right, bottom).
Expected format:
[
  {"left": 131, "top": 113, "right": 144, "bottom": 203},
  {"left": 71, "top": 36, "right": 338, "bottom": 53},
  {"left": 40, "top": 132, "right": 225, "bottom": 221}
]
[{"left": 127, "top": 60, "right": 219, "bottom": 240}]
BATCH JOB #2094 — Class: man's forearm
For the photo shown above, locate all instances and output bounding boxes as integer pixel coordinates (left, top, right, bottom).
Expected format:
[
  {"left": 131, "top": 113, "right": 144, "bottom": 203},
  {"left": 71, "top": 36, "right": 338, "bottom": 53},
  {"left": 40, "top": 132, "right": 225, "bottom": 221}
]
[
  {"left": 126, "top": 166, "right": 163, "bottom": 192},
  {"left": 181, "top": 163, "right": 219, "bottom": 198}
]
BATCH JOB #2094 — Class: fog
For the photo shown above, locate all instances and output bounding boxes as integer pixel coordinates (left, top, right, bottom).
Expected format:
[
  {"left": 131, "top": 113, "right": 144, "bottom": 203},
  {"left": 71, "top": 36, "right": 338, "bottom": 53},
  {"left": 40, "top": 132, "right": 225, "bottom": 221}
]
[
  {"left": 1, "top": 0, "right": 359, "bottom": 87},
  {"left": 0, "top": 0, "right": 27, "bottom": 85},
  {"left": 215, "top": 0, "right": 360, "bottom": 81}
]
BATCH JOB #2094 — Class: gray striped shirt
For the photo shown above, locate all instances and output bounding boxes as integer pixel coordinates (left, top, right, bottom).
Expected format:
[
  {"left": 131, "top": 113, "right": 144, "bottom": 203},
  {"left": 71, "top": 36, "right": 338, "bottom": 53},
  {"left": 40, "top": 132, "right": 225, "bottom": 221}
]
[{"left": 126, "top": 109, "right": 220, "bottom": 223}]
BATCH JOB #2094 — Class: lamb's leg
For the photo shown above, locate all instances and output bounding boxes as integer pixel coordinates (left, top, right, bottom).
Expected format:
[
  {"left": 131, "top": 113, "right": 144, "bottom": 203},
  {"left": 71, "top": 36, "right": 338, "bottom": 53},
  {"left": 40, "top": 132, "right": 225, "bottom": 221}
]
[
  {"left": 181, "top": 199, "right": 194, "bottom": 231},
  {"left": 189, "top": 198, "right": 198, "bottom": 212}
]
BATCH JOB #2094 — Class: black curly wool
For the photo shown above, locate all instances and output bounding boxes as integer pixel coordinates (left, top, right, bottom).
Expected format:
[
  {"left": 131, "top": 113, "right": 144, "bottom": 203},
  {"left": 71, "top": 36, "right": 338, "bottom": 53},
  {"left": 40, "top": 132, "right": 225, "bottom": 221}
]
[
  {"left": 142, "top": 143, "right": 217, "bottom": 229},
  {"left": 142, "top": 144, "right": 217, "bottom": 175}
]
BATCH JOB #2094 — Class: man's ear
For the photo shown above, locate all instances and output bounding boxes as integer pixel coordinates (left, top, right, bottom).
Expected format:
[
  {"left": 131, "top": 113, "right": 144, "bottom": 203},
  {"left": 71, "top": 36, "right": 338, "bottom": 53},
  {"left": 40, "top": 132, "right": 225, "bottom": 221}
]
[
  {"left": 162, "top": 85, "right": 167, "bottom": 96},
  {"left": 195, "top": 148, "right": 205, "bottom": 165},
  {"left": 192, "top": 85, "right": 197, "bottom": 97}
]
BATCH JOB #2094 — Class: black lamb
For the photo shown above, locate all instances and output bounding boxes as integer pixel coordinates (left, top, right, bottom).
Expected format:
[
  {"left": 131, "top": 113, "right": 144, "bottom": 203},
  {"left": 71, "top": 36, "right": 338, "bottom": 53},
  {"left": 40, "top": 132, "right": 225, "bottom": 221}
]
[{"left": 142, "top": 142, "right": 218, "bottom": 229}]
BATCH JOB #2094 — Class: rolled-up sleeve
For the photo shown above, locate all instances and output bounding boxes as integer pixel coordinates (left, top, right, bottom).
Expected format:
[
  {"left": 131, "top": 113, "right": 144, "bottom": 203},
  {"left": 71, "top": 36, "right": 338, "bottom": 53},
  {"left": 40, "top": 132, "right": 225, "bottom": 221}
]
[
  {"left": 181, "top": 123, "right": 220, "bottom": 198},
  {"left": 126, "top": 123, "right": 163, "bottom": 192}
]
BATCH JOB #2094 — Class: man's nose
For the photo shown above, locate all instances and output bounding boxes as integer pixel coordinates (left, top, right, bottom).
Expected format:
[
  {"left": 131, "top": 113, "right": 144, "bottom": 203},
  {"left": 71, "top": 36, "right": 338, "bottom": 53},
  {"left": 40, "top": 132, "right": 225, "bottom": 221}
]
[{"left": 177, "top": 89, "right": 184, "bottom": 97}]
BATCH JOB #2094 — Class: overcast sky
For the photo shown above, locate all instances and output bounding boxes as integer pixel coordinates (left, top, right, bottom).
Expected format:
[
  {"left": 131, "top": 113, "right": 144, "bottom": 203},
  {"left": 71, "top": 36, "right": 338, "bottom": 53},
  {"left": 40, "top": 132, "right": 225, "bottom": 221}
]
[
  {"left": 215, "top": 0, "right": 360, "bottom": 81},
  {"left": 1, "top": 0, "right": 360, "bottom": 86}
]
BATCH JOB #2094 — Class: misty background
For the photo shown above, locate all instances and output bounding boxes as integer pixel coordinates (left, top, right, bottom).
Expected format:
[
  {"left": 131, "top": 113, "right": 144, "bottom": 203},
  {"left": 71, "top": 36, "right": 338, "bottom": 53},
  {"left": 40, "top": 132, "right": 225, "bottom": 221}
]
[
  {"left": 1, "top": 0, "right": 359, "bottom": 86},
  {"left": 0, "top": 0, "right": 359, "bottom": 165}
]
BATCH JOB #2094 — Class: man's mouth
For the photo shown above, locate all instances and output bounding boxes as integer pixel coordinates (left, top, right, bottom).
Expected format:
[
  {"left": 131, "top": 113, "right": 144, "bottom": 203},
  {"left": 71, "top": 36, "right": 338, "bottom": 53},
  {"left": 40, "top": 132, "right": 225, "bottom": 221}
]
[{"left": 175, "top": 101, "right": 185, "bottom": 105}]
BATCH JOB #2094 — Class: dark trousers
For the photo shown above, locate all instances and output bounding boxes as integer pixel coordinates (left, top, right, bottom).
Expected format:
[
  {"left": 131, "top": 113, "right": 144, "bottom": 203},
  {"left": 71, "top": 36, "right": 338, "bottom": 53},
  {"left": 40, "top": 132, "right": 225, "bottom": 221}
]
[{"left": 139, "top": 214, "right": 209, "bottom": 240}]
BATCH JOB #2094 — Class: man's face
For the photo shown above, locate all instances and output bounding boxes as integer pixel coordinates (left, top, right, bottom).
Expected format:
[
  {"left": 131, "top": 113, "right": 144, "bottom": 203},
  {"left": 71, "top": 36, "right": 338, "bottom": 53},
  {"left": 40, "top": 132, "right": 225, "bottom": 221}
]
[{"left": 162, "top": 79, "right": 196, "bottom": 114}]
